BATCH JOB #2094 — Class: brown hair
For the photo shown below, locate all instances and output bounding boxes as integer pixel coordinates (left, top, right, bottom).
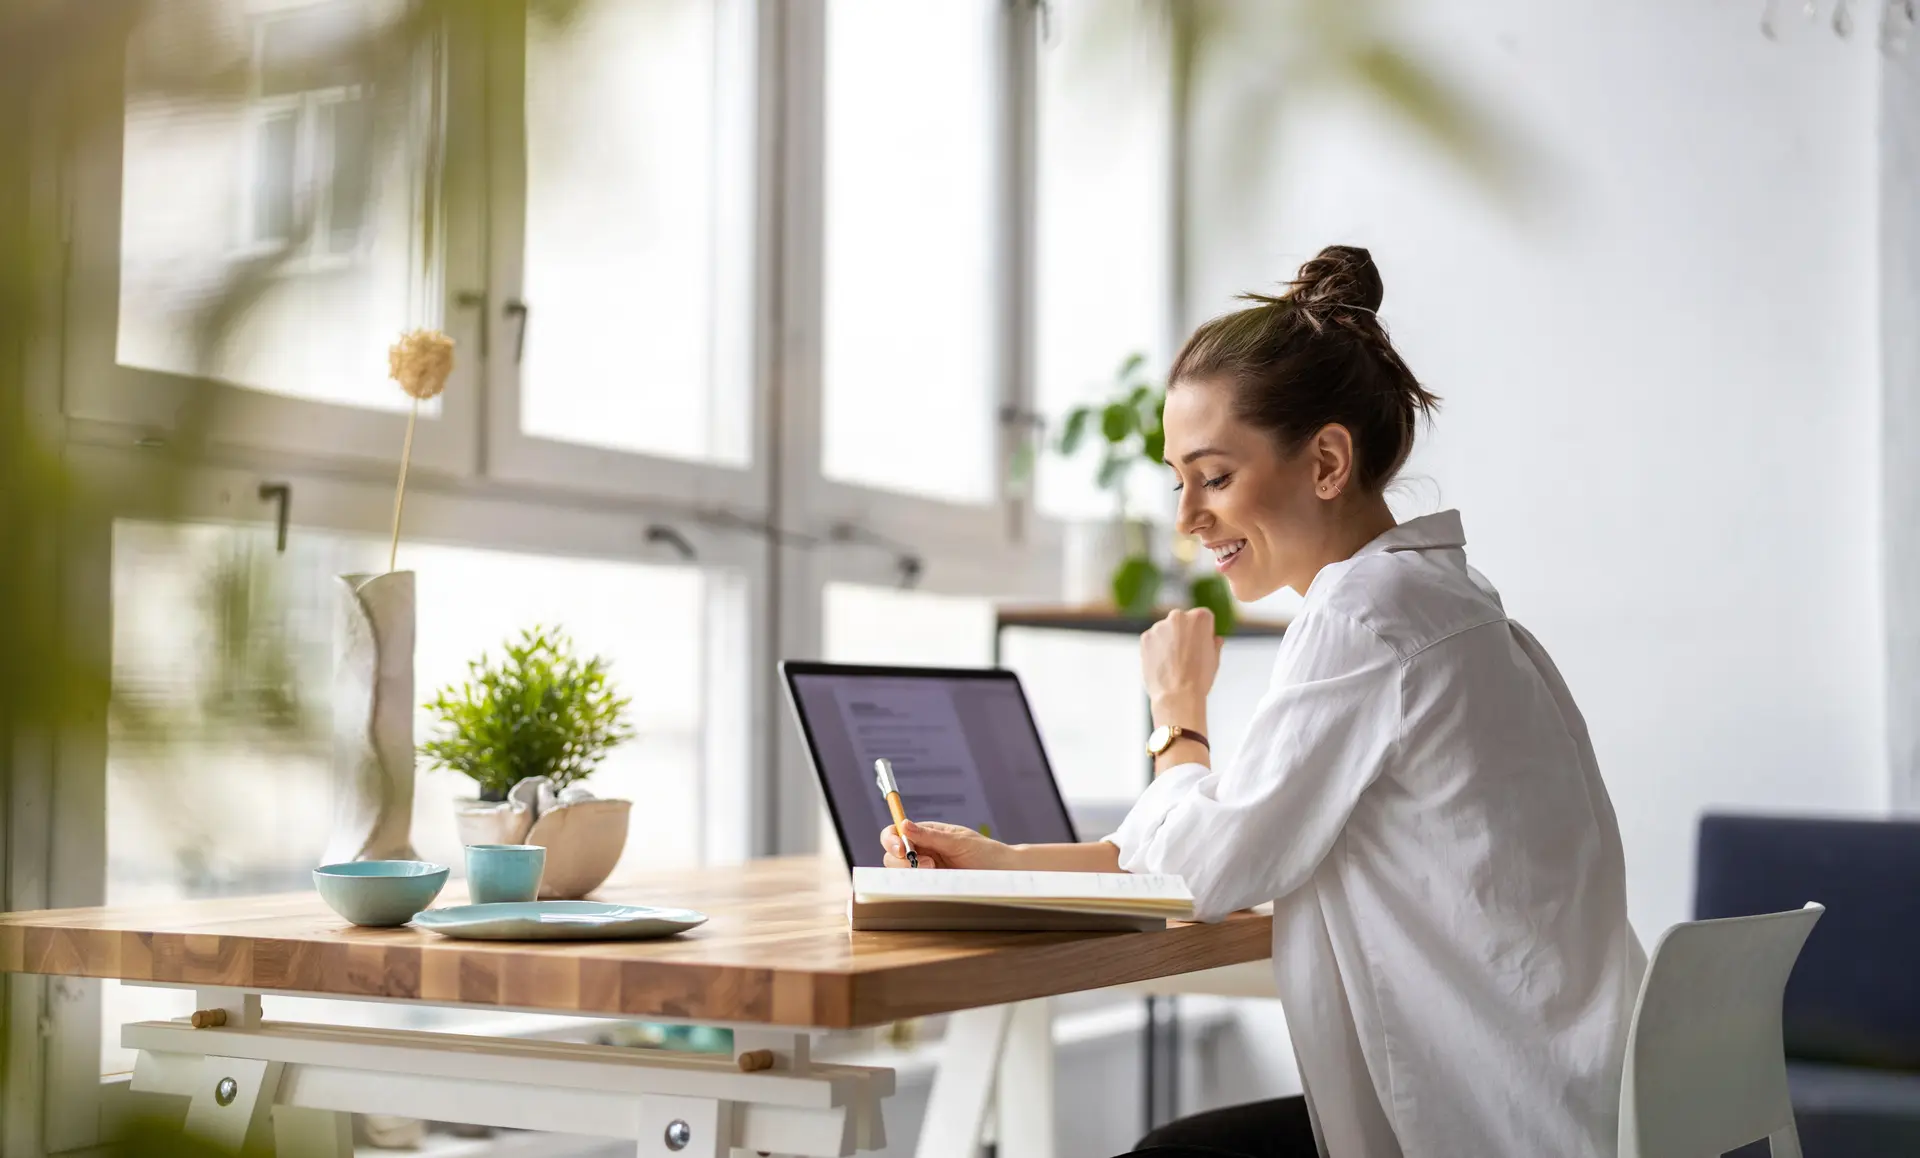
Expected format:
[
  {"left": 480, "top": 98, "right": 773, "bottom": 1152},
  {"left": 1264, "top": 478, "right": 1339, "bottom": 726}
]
[{"left": 1169, "top": 245, "right": 1439, "bottom": 493}]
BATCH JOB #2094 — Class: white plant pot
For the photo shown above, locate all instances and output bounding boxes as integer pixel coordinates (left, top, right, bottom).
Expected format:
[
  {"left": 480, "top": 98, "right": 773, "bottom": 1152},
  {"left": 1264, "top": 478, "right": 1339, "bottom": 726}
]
[
  {"left": 453, "top": 777, "right": 631, "bottom": 899},
  {"left": 1063, "top": 519, "right": 1156, "bottom": 607},
  {"left": 453, "top": 795, "right": 533, "bottom": 847},
  {"left": 323, "top": 571, "right": 419, "bottom": 864}
]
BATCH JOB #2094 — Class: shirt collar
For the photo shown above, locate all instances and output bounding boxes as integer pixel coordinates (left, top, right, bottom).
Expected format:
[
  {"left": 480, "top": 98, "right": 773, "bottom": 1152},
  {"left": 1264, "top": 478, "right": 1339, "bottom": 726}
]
[{"left": 1353, "top": 509, "right": 1467, "bottom": 557}]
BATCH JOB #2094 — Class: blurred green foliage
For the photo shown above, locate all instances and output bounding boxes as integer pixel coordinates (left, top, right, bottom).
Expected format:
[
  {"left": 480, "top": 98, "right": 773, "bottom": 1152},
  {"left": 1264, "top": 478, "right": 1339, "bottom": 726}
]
[
  {"left": 90, "top": 1116, "right": 237, "bottom": 1158},
  {"left": 0, "top": 0, "right": 580, "bottom": 1143},
  {"left": 1053, "top": 353, "right": 1168, "bottom": 508}
]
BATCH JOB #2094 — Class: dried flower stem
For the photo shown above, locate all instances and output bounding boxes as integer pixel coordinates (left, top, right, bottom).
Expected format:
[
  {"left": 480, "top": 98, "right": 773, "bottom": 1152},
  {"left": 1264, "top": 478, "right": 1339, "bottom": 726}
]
[
  {"left": 384, "top": 328, "right": 453, "bottom": 572},
  {"left": 388, "top": 398, "right": 418, "bottom": 573}
]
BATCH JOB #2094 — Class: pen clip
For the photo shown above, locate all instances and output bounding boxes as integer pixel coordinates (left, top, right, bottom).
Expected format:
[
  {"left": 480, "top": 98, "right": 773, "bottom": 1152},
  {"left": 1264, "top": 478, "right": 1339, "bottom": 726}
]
[{"left": 873, "top": 757, "right": 897, "bottom": 795}]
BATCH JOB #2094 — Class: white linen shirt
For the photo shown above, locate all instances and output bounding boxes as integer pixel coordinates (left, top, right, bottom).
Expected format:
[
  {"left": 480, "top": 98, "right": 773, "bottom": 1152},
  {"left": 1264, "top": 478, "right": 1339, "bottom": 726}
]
[{"left": 1109, "top": 511, "right": 1645, "bottom": 1158}]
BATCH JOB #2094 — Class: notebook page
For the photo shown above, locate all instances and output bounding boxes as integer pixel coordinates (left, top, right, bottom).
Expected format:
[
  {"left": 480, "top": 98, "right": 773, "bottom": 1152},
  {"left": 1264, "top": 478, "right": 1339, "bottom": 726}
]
[{"left": 853, "top": 867, "right": 1192, "bottom": 907}]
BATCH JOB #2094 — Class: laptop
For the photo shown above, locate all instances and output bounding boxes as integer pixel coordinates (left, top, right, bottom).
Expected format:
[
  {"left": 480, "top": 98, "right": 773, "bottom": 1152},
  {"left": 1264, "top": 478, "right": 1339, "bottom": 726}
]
[{"left": 780, "top": 661, "right": 1081, "bottom": 870}]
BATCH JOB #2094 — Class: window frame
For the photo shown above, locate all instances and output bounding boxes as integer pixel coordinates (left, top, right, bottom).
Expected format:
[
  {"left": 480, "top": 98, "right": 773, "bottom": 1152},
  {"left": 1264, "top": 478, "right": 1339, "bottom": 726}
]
[
  {"left": 18, "top": 0, "right": 1163, "bottom": 1148},
  {"left": 475, "top": 0, "right": 774, "bottom": 510},
  {"left": 62, "top": 2, "right": 484, "bottom": 479},
  {"left": 760, "top": 0, "right": 1064, "bottom": 851},
  {"left": 33, "top": 443, "right": 771, "bottom": 1152},
  {"left": 773, "top": 0, "right": 1044, "bottom": 558},
  {"left": 59, "top": 0, "right": 1062, "bottom": 546}
]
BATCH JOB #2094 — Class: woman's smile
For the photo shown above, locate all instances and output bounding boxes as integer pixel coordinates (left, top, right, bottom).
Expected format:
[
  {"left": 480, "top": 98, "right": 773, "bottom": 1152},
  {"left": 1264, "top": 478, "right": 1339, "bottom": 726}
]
[{"left": 1206, "top": 538, "right": 1248, "bottom": 571}]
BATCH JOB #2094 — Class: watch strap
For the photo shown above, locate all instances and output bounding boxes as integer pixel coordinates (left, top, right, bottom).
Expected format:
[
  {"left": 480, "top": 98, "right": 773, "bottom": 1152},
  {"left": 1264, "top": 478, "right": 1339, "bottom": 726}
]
[{"left": 1170, "top": 726, "right": 1209, "bottom": 750}]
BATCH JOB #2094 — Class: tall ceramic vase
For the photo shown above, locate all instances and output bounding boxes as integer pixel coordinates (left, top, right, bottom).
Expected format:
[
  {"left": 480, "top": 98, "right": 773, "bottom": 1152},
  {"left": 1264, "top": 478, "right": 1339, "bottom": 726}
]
[{"left": 324, "top": 571, "right": 420, "bottom": 864}]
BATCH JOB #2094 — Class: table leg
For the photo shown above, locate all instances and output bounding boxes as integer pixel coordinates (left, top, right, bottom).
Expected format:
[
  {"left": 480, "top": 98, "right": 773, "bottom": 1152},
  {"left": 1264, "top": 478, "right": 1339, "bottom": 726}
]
[
  {"left": 127, "top": 1008, "right": 892, "bottom": 1157},
  {"left": 182, "top": 1055, "right": 280, "bottom": 1155},
  {"left": 636, "top": 1092, "right": 733, "bottom": 1158},
  {"left": 1142, "top": 996, "right": 1157, "bottom": 1136},
  {"left": 915, "top": 1004, "right": 1014, "bottom": 1158},
  {"left": 994, "top": 1000, "right": 1053, "bottom": 1158}
]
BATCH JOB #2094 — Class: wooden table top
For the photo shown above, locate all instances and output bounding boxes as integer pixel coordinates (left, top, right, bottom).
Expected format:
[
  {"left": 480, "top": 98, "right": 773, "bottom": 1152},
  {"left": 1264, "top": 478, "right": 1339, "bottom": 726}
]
[{"left": 0, "top": 858, "right": 1271, "bottom": 1029}]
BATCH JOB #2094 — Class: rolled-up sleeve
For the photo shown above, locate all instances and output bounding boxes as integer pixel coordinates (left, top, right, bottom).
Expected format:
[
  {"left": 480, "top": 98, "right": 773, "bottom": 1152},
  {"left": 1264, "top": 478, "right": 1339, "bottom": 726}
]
[{"left": 1107, "top": 610, "right": 1402, "bottom": 921}]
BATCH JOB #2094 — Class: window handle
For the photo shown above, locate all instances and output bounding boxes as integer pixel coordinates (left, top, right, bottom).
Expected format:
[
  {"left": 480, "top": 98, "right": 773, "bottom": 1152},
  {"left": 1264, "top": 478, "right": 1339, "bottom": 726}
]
[
  {"left": 999, "top": 405, "right": 1045, "bottom": 430},
  {"left": 504, "top": 299, "right": 530, "bottom": 364},
  {"left": 258, "top": 482, "right": 291, "bottom": 553},
  {"left": 455, "top": 289, "right": 487, "bottom": 358}
]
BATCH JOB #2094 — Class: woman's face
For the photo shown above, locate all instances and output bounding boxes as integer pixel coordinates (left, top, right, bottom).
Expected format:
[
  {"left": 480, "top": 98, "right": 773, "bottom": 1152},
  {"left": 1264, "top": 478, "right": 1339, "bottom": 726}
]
[{"left": 1161, "top": 378, "right": 1343, "bottom": 601}]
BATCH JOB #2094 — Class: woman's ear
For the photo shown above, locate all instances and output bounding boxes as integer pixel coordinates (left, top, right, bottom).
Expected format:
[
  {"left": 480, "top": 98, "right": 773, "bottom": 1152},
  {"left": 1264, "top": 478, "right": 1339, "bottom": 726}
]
[{"left": 1309, "top": 424, "right": 1357, "bottom": 499}]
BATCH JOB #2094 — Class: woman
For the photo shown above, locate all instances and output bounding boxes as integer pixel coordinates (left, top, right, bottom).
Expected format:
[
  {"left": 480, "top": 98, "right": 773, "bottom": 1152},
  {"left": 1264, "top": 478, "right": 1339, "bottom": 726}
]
[{"left": 880, "top": 246, "right": 1646, "bottom": 1158}]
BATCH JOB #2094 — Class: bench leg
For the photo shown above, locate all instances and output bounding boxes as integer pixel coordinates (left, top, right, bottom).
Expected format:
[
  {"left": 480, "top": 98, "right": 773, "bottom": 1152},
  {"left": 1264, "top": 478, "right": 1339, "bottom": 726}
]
[
  {"left": 636, "top": 1093, "right": 733, "bottom": 1158},
  {"left": 916, "top": 1005, "right": 1015, "bottom": 1158},
  {"left": 182, "top": 1056, "right": 281, "bottom": 1156},
  {"left": 995, "top": 1000, "right": 1054, "bottom": 1158}
]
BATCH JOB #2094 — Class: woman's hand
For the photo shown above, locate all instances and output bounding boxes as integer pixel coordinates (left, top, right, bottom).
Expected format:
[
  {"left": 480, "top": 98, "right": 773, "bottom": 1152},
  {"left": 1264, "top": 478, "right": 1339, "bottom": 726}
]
[
  {"left": 1141, "top": 607, "right": 1223, "bottom": 716},
  {"left": 879, "top": 821, "right": 1017, "bottom": 870}
]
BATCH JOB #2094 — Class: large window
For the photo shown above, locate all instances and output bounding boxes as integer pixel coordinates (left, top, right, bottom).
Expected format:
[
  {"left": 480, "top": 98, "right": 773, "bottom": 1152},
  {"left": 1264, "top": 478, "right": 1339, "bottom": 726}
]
[
  {"left": 519, "top": 0, "right": 755, "bottom": 464},
  {"left": 115, "top": 0, "right": 438, "bottom": 412},
  {"left": 820, "top": 0, "right": 1000, "bottom": 505}
]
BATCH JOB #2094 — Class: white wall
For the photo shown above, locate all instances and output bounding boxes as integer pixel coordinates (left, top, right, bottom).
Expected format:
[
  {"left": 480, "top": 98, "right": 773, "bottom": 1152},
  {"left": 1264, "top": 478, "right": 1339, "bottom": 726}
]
[{"left": 1188, "top": 0, "right": 1887, "bottom": 938}]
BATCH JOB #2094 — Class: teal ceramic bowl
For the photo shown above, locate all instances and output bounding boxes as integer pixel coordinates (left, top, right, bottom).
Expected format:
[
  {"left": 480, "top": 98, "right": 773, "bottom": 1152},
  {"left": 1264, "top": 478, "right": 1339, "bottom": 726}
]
[{"left": 313, "top": 861, "right": 449, "bottom": 927}]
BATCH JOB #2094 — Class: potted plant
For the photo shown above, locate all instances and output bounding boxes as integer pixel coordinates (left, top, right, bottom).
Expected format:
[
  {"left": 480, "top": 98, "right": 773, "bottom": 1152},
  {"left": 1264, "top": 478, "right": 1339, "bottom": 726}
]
[
  {"left": 422, "top": 626, "right": 637, "bottom": 898},
  {"left": 1039, "top": 354, "right": 1236, "bottom": 632}
]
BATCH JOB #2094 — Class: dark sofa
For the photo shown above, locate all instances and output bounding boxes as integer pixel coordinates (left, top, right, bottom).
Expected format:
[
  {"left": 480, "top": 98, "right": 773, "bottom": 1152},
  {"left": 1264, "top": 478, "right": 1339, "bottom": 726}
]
[{"left": 1694, "top": 812, "right": 1920, "bottom": 1157}]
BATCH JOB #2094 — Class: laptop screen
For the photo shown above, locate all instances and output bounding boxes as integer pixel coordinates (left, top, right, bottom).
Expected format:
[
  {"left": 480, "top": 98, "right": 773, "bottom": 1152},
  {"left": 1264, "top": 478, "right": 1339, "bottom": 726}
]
[{"left": 783, "top": 662, "right": 1080, "bottom": 868}]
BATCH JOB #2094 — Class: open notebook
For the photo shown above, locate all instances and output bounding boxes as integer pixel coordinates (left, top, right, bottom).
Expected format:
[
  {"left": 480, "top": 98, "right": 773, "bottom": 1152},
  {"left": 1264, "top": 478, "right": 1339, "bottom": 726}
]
[{"left": 849, "top": 867, "right": 1195, "bottom": 932}]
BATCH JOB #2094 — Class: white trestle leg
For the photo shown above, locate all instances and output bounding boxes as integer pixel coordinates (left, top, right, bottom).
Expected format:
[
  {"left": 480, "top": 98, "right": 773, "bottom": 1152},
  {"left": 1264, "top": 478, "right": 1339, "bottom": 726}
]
[{"left": 123, "top": 993, "right": 892, "bottom": 1158}]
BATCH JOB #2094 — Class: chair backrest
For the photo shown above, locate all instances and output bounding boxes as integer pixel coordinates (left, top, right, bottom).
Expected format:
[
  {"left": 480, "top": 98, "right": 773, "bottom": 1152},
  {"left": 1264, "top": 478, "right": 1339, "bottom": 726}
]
[
  {"left": 1618, "top": 903, "right": 1823, "bottom": 1158},
  {"left": 1695, "top": 812, "right": 1920, "bottom": 1068}
]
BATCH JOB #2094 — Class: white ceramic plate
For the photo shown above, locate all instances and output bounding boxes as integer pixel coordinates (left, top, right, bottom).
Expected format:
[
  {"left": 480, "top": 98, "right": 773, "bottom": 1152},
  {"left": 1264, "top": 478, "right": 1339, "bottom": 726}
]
[{"left": 411, "top": 901, "right": 708, "bottom": 941}]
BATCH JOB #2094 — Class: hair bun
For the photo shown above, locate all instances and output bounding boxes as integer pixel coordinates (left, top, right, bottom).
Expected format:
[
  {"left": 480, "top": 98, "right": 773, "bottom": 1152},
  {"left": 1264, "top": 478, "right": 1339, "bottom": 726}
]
[{"left": 1289, "top": 244, "right": 1385, "bottom": 314}]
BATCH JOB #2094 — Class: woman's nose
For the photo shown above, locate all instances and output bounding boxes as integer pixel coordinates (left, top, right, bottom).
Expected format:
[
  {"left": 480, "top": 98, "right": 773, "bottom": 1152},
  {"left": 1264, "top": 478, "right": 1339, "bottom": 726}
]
[{"left": 1175, "top": 489, "right": 1207, "bottom": 538}]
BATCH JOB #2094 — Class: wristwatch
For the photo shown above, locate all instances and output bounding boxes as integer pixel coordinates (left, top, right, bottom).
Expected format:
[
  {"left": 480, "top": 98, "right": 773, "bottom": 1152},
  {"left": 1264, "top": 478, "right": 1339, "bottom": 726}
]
[{"left": 1146, "top": 724, "right": 1209, "bottom": 757}]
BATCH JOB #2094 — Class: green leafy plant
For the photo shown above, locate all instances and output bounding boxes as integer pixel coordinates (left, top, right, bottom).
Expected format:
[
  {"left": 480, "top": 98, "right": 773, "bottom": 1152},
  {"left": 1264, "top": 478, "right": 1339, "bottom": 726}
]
[
  {"left": 1055, "top": 352, "right": 1166, "bottom": 507},
  {"left": 421, "top": 626, "right": 635, "bottom": 803},
  {"left": 1045, "top": 354, "right": 1236, "bottom": 632}
]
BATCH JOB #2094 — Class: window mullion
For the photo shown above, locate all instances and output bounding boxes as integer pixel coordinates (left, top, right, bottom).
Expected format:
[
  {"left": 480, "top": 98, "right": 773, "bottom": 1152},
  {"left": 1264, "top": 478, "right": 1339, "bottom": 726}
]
[
  {"left": 768, "top": 0, "right": 828, "bottom": 856},
  {"left": 1000, "top": 0, "right": 1041, "bottom": 545}
]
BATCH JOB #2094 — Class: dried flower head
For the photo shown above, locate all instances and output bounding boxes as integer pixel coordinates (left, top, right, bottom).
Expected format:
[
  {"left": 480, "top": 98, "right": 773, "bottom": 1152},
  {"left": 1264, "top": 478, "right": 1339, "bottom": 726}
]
[{"left": 389, "top": 329, "right": 455, "bottom": 401}]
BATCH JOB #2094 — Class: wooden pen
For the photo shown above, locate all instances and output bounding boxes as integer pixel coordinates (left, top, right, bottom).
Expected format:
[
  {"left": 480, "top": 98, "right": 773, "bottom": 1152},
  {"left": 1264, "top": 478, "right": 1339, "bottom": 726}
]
[{"left": 873, "top": 758, "right": 918, "bottom": 868}]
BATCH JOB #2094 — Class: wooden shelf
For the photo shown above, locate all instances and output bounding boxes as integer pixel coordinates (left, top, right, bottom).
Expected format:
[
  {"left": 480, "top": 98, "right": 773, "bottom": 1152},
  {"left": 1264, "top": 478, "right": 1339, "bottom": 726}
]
[{"left": 994, "top": 604, "right": 1289, "bottom": 638}]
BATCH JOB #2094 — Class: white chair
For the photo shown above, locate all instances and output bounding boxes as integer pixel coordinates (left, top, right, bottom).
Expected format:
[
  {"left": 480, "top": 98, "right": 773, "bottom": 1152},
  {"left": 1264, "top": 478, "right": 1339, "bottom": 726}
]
[{"left": 1618, "top": 902, "right": 1824, "bottom": 1158}]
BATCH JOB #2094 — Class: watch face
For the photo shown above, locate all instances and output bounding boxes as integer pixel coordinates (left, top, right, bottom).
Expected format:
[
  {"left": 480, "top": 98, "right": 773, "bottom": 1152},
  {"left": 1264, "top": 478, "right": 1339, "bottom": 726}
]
[{"left": 1147, "top": 724, "right": 1173, "bottom": 754}]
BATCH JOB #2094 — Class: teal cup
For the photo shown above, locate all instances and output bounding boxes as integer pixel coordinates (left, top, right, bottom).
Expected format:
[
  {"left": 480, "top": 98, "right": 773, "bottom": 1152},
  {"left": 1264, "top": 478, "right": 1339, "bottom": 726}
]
[{"left": 465, "top": 844, "right": 546, "bottom": 905}]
